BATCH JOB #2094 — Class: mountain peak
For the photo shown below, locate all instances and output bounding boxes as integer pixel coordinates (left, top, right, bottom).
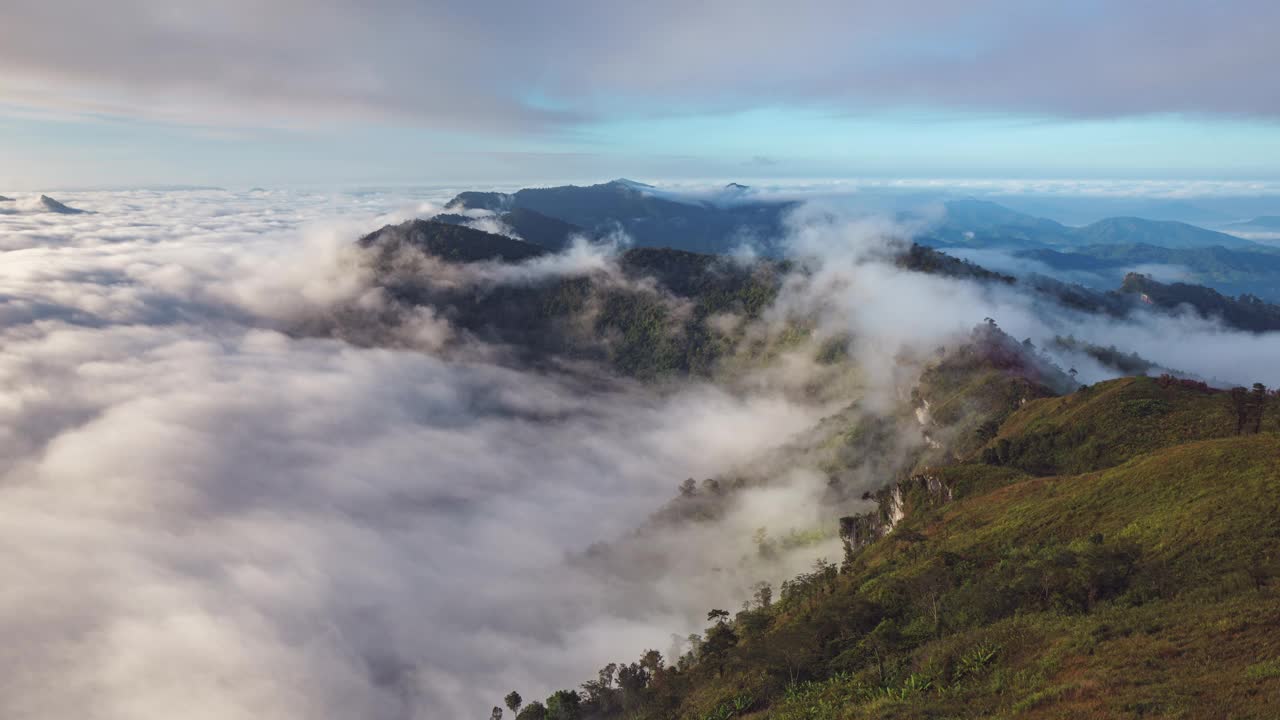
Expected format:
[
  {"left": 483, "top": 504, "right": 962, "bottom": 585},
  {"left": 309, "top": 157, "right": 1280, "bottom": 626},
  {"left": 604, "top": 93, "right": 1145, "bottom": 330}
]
[
  {"left": 607, "top": 178, "right": 655, "bottom": 190},
  {"left": 37, "top": 195, "right": 87, "bottom": 214}
]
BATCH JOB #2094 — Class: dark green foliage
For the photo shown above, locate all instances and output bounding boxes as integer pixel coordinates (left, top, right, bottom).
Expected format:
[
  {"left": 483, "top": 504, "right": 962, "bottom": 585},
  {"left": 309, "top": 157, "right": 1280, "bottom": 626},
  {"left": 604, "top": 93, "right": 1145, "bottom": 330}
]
[
  {"left": 1050, "top": 335, "right": 1164, "bottom": 375},
  {"left": 358, "top": 219, "right": 547, "bottom": 263},
  {"left": 514, "top": 701, "right": 546, "bottom": 720},
  {"left": 360, "top": 224, "right": 784, "bottom": 379},
  {"left": 897, "top": 243, "right": 1014, "bottom": 283},
  {"left": 1120, "top": 272, "right": 1280, "bottom": 332},
  {"left": 1228, "top": 383, "right": 1272, "bottom": 435},
  {"left": 504, "top": 691, "right": 522, "bottom": 717},
  {"left": 545, "top": 690, "right": 581, "bottom": 720}
]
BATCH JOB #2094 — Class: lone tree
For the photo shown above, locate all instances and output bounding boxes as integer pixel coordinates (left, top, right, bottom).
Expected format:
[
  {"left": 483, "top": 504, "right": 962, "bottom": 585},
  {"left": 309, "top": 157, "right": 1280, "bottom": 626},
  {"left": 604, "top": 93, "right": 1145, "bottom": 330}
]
[
  {"left": 490, "top": 707, "right": 503, "bottom": 720},
  {"left": 707, "top": 608, "right": 730, "bottom": 624},
  {"left": 1250, "top": 383, "right": 1269, "bottom": 434},
  {"left": 752, "top": 581, "right": 773, "bottom": 609},
  {"left": 504, "top": 691, "right": 522, "bottom": 718},
  {"left": 1231, "top": 386, "right": 1251, "bottom": 434}
]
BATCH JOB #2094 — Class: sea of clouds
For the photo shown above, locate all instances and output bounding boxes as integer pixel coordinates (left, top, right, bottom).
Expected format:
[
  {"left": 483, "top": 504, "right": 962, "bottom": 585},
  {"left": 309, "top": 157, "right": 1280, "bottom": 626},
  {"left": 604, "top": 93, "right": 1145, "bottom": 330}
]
[
  {"left": 2, "top": 186, "right": 1278, "bottom": 720},
  {"left": 0, "top": 188, "right": 851, "bottom": 720}
]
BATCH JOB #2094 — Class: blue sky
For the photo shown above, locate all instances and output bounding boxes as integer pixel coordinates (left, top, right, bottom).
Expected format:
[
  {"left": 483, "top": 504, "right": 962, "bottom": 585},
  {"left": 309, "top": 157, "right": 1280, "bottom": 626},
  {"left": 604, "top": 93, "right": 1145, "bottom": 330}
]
[{"left": 2, "top": 1, "right": 1278, "bottom": 189}]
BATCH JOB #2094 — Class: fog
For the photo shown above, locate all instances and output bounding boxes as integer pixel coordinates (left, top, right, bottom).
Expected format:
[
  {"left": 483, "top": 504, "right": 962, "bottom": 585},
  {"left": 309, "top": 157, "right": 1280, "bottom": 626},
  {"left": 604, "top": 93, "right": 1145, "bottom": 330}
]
[
  {"left": 0, "top": 189, "right": 850, "bottom": 719},
  {"left": 2, "top": 187, "right": 1278, "bottom": 720}
]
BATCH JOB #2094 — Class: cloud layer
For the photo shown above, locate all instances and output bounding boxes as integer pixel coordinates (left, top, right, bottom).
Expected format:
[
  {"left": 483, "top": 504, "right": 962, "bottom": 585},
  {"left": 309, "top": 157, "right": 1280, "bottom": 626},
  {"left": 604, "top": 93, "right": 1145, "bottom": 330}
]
[
  {"left": 2, "top": 1, "right": 1278, "bottom": 130},
  {"left": 3, "top": 185, "right": 1280, "bottom": 720},
  {"left": 0, "top": 189, "right": 848, "bottom": 719}
]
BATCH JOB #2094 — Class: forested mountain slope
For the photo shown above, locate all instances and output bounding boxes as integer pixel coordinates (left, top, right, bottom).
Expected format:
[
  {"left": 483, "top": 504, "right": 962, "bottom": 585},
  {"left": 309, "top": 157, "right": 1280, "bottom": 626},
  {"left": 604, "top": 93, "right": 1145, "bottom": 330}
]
[{"left": 498, "top": 375, "right": 1279, "bottom": 720}]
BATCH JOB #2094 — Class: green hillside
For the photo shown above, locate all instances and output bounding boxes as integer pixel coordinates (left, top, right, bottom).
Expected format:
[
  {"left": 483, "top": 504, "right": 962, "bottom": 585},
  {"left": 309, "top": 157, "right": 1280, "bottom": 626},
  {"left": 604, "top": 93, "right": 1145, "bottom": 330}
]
[{"left": 498, "top": 375, "right": 1280, "bottom": 720}]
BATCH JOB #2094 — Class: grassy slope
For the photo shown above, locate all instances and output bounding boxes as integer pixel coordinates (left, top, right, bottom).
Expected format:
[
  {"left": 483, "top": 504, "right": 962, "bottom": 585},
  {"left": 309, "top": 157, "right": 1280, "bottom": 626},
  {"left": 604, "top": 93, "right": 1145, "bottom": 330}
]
[
  {"left": 638, "top": 379, "right": 1279, "bottom": 720},
  {"left": 982, "top": 376, "right": 1244, "bottom": 476},
  {"left": 855, "top": 434, "right": 1280, "bottom": 719}
]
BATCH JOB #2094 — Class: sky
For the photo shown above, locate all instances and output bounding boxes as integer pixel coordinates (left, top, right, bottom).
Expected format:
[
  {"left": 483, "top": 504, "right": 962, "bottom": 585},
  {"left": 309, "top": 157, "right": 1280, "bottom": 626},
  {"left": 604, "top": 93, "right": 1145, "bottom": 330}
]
[{"left": 2, "top": 0, "right": 1280, "bottom": 188}]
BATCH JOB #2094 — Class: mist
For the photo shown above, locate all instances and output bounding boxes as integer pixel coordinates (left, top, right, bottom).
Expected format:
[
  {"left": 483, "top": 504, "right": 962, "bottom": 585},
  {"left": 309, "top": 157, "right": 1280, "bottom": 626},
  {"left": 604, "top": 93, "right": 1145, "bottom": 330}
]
[
  {"left": 2, "top": 186, "right": 1279, "bottom": 720},
  {"left": 0, "top": 189, "right": 853, "bottom": 719}
]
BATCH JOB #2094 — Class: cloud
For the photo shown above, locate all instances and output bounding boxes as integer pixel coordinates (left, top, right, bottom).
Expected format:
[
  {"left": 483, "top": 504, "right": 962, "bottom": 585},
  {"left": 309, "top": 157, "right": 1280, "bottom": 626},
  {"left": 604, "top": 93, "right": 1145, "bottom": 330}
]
[
  {"left": 3, "top": 185, "right": 1280, "bottom": 720},
  {"left": 1, "top": 1, "right": 1277, "bottom": 132},
  {"left": 0, "top": 187, "right": 850, "bottom": 719},
  {"left": 771, "top": 201, "right": 1280, "bottom": 389}
]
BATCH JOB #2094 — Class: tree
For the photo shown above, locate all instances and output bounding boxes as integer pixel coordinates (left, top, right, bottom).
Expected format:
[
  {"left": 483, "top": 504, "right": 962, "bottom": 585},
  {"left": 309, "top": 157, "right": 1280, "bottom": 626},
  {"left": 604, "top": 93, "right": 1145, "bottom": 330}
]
[
  {"left": 752, "top": 581, "right": 773, "bottom": 610},
  {"left": 639, "top": 649, "right": 663, "bottom": 674},
  {"left": 753, "top": 527, "right": 777, "bottom": 560},
  {"left": 1250, "top": 383, "right": 1269, "bottom": 433},
  {"left": 706, "top": 608, "right": 730, "bottom": 624},
  {"left": 975, "top": 419, "right": 1000, "bottom": 443},
  {"left": 700, "top": 622, "right": 739, "bottom": 676},
  {"left": 838, "top": 516, "right": 859, "bottom": 568},
  {"left": 759, "top": 620, "right": 820, "bottom": 684},
  {"left": 515, "top": 701, "right": 547, "bottom": 720},
  {"left": 678, "top": 478, "right": 699, "bottom": 498},
  {"left": 909, "top": 556, "right": 955, "bottom": 638},
  {"left": 504, "top": 691, "right": 522, "bottom": 718},
  {"left": 545, "top": 690, "right": 581, "bottom": 720},
  {"left": 491, "top": 707, "right": 503, "bottom": 720},
  {"left": 1231, "top": 386, "right": 1250, "bottom": 434},
  {"left": 616, "top": 662, "right": 650, "bottom": 710},
  {"left": 862, "top": 618, "right": 902, "bottom": 686},
  {"left": 580, "top": 663, "right": 618, "bottom": 712}
]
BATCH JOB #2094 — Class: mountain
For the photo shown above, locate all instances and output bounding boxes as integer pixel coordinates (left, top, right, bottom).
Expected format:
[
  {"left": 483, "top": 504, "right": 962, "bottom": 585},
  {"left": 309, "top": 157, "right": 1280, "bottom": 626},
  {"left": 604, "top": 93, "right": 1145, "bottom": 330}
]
[
  {"left": 1118, "top": 272, "right": 1280, "bottom": 332},
  {"left": 1016, "top": 243, "right": 1280, "bottom": 302},
  {"left": 349, "top": 219, "right": 1037, "bottom": 379},
  {"left": 446, "top": 179, "right": 800, "bottom": 255},
  {"left": 358, "top": 219, "right": 548, "bottom": 263},
  {"left": 0, "top": 195, "right": 13, "bottom": 202},
  {"left": 36, "top": 194, "right": 87, "bottom": 214},
  {"left": 356, "top": 219, "right": 785, "bottom": 378},
  {"left": 928, "top": 200, "right": 1262, "bottom": 251},
  {"left": 1070, "top": 216, "right": 1256, "bottom": 249},
  {"left": 430, "top": 207, "right": 588, "bottom": 251},
  {"left": 503, "top": 368, "right": 1279, "bottom": 720},
  {"left": 1221, "top": 216, "right": 1280, "bottom": 235},
  {"left": 926, "top": 198, "right": 1071, "bottom": 247},
  {"left": 347, "top": 215, "right": 1280, "bottom": 719}
]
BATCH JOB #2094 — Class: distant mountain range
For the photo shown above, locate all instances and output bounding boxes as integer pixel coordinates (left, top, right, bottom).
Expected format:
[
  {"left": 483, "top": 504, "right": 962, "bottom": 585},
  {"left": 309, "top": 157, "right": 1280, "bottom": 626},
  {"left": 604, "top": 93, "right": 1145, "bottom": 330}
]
[
  {"left": 361, "top": 213, "right": 1280, "bottom": 337},
  {"left": 925, "top": 198, "right": 1260, "bottom": 250},
  {"left": 1222, "top": 215, "right": 1280, "bottom": 233},
  {"left": 445, "top": 179, "right": 798, "bottom": 255},
  {"left": 420, "top": 180, "right": 1280, "bottom": 302}
]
